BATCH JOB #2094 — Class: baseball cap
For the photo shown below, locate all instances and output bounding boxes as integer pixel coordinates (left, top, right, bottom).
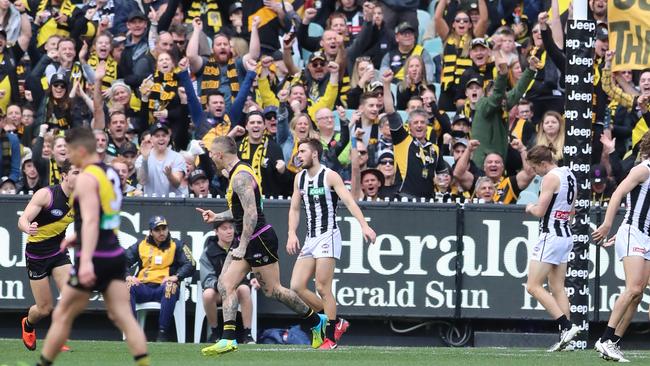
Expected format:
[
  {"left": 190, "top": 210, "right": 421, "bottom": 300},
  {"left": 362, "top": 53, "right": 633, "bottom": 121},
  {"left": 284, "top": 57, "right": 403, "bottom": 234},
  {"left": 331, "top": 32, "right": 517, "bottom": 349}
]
[
  {"left": 229, "top": 2, "right": 242, "bottom": 15},
  {"left": 119, "top": 141, "right": 138, "bottom": 156},
  {"left": 128, "top": 10, "right": 147, "bottom": 22},
  {"left": 452, "top": 114, "right": 471, "bottom": 125},
  {"left": 377, "top": 149, "right": 394, "bottom": 162},
  {"left": 452, "top": 138, "right": 469, "bottom": 148},
  {"left": 396, "top": 21, "right": 416, "bottom": 34},
  {"left": 366, "top": 80, "right": 383, "bottom": 93},
  {"left": 463, "top": 0, "right": 479, "bottom": 12},
  {"left": 263, "top": 106, "right": 278, "bottom": 118},
  {"left": 150, "top": 122, "right": 170, "bottom": 134},
  {"left": 213, "top": 217, "right": 234, "bottom": 229},
  {"left": 596, "top": 24, "right": 608, "bottom": 41},
  {"left": 148, "top": 215, "right": 167, "bottom": 230},
  {"left": 591, "top": 164, "right": 606, "bottom": 184},
  {"left": 471, "top": 38, "right": 489, "bottom": 49},
  {"left": 309, "top": 51, "right": 326, "bottom": 63},
  {"left": 436, "top": 161, "right": 451, "bottom": 175},
  {"left": 50, "top": 73, "right": 68, "bottom": 87},
  {"left": 361, "top": 168, "right": 385, "bottom": 186},
  {"left": 189, "top": 169, "right": 208, "bottom": 185},
  {"left": 465, "top": 77, "right": 483, "bottom": 89},
  {"left": 110, "top": 79, "right": 132, "bottom": 97}
]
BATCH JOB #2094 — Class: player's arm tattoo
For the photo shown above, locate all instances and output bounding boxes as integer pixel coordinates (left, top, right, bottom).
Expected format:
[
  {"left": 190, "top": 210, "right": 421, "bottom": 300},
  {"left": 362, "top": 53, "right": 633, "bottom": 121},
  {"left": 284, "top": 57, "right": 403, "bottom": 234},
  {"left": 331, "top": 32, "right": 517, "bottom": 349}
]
[
  {"left": 215, "top": 209, "right": 233, "bottom": 221},
  {"left": 233, "top": 173, "right": 257, "bottom": 250}
]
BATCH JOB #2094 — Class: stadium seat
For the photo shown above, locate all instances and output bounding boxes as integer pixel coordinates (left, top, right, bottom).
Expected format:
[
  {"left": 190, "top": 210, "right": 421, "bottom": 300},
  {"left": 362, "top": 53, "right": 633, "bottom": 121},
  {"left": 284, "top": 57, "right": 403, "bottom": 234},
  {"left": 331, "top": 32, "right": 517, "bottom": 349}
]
[
  {"left": 423, "top": 38, "right": 443, "bottom": 58},
  {"left": 517, "top": 176, "right": 542, "bottom": 205},
  {"left": 390, "top": 83, "right": 397, "bottom": 101},
  {"left": 428, "top": 0, "right": 436, "bottom": 15},
  {"left": 443, "top": 155, "right": 455, "bottom": 167},
  {"left": 417, "top": 10, "right": 431, "bottom": 44},
  {"left": 134, "top": 278, "right": 191, "bottom": 343},
  {"left": 308, "top": 23, "right": 324, "bottom": 38},
  {"left": 193, "top": 280, "right": 258, "bottom": 343},
  {"left": 433, "top": 82, "right": 441, "bottom": 100},
  {"left": 397, "top": 110, "right": 409, "bottom": 122}
]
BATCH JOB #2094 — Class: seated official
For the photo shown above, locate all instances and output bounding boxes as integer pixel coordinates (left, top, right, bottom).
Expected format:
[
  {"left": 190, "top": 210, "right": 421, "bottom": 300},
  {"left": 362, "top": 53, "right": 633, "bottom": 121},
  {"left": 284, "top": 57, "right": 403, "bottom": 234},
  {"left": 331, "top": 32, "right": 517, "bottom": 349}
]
[
  {"left": 126, "top": 216, "right": 195, "bottom": 342},
  {"left": 200, "top": 218, "right": 259, "bottom": 343}
]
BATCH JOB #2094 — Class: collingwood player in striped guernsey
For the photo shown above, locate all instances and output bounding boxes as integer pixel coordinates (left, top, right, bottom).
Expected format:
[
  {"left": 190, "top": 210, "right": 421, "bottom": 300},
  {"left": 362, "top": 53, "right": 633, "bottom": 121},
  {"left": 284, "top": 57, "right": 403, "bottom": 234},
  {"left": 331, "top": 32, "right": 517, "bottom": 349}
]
[
  {"left": 287, "top": 138, "right": 376, "bottom": 349},
  {"left": 523, "top": 145, "right": 580, "bottom": 352},
  {"left": 18, "top": 160, "right": 78, "bottom": 351},
  {"left": 593, "top": 132, "right": 650, "bottom": 362}
]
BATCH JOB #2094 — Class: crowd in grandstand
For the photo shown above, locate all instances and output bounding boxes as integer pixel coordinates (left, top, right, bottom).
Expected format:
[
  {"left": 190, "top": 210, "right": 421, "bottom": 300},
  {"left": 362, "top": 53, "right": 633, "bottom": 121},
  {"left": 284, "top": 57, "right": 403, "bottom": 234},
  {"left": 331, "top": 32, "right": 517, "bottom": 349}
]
[{"left": 0, "top": 0, "right": 648, "bottom": 205}]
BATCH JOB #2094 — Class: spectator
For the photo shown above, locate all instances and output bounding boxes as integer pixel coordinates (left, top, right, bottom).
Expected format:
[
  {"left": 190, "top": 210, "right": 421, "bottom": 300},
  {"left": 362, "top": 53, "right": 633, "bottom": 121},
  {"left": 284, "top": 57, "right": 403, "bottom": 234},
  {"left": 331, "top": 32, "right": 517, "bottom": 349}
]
[
  {"left": 317, "top": 107, "right": 351, "bottom": 176},
  {"left": 395, "top": 55, "right": 428, "bottom": 110},
  {"left": 111, "top": 156, "right": 141, "bottom": 197},
  {"left": 118, "top": 10, "right": 150, "bottom": 90},
  {"left": 17, "top": 155, "right": 43, "bottom": 194},
  {"left": 377, "top": 0, "right": 419, "bottom": 38},
  {"left": 118, "top": 142, "right": 139, "bottom": 186},
  {"left": 591, "top": 164, "right": 615, "bottom": 205},
  {"left": 434, "top": 162, "right": 468, "bottom": 202},
  {"left": 383, "top": 69, "right": 445, "bottom": 199},
  {"left": 435, "top": 0, "right": 488, "bottom": 111},
  {"left": 380, "top": 21, "right": 434, "bottom": 85},
  {"left": 93, "top": 129, "right": 111, "bottom": 163},
  {"left": 0, "top": 175, "right": 16, "bottom": 193},
  {"left": 125, "top": 215, "right": 195, "bottom": 342},
  {"left": 454, "top": 139, "right": 535, "bottom": 204},
  {"left": 35, "top": 74, "right": 75, "bottom": 133},
  {"left": 137, "top": 123, "right": 186, "bottom": 197},
  {"left": 470, "top": 53, "right": 537, "bottom": 167},
  {"left": 509, "top": 99, "right": 536, "bottom": 148},
  {"left": 188, "top": 169, "right": 215, "bottom": 198},
  {"left": 535, "top": 111, "right": 565, "bottom": 164},
  {"left": 200, "top": 218, "right": 258, "bottom": 343},
  {"left": 376, "top": 149, "right": 398, "bottom": 198},
  {"left": 31, "top": 125, "right": 67, "bottom": 186},
  {"left": 0, "top": 127, "right": 21, "bottom": 183},
  {"left": 473, "top": 176, "right": 496, "bottom": 203},
  {"left": 457, "top": 38, "right": 494, "bottom": 105}
]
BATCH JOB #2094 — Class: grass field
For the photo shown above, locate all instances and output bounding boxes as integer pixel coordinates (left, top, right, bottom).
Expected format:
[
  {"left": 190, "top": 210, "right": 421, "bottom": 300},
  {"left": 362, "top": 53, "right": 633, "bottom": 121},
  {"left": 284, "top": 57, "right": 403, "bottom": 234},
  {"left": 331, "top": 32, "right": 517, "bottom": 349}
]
[{"left": 2, "top": 339, "right": 649, "bottom": 366}]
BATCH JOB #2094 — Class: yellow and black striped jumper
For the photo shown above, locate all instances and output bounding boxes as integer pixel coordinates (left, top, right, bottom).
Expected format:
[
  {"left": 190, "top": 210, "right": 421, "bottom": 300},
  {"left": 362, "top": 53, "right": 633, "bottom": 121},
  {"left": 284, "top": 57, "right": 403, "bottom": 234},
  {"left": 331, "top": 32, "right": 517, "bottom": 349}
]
[
  {"left": 439, "top": 34, "right": 472, "bottom": 111},
  {"left": 25, "top": 185, "right": 74, "bottom": 280}
]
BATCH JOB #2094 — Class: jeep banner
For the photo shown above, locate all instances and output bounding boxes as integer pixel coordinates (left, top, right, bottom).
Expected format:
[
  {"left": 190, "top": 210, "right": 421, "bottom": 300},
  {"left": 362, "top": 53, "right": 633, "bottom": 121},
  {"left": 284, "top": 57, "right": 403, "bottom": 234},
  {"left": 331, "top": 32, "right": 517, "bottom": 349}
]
[{"left": 0, "top": 197, "right": 647, "bottom": 321}]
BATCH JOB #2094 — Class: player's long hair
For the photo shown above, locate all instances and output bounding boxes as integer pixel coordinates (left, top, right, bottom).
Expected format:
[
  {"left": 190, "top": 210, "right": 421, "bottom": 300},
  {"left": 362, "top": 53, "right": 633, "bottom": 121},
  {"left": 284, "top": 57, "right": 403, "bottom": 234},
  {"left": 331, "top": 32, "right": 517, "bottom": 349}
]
[{"left": 527, "top": 145, "right": 556, "bottom": 165}]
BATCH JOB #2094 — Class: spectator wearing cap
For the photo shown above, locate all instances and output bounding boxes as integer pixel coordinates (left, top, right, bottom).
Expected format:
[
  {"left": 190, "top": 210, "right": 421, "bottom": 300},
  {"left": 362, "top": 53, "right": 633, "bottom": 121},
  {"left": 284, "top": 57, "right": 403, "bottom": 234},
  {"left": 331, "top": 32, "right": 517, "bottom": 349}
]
[
  {"left": 118, "top": 141, "right": 139, "bottom": 182},
  {"left": 434, "top": 161, "right": 469, "bottom": 203},
  {"left": 17, "top": 152, "right": 43, "bottom": 194},
  {"left": 136, "top": 123, "right": 186, "bottom": 197},
  {"left": 379, "top": 21, "right": 434, "bottom": 85},
  {"left": 200, "top": 218, "right": 258, "bottom": 343},
  {"left": 235, "top": 110, "right": 291, "bottom": 197},
  {"left": 591, "top": 164, "right": 615, "bottom": 205},
  {"left": 220, "top": 2, "right": 245, "bottom": 39},
  {"left": 454, "top": 139, "right": 535, "bottom": 204},
  {"left": 258, "top": 55, "right": 340, "bottom": 127},
  {"left": 34, "top": 73, "right": 75, "bottom": 133},
  {"left": 182, "top": 53, "right": 257, "bottom": 147},
  {"left": 382, "top": 70, "right": 446, "bottom": 199},
  {"left": 434, "top": 0, "right": 488, "bottom": 111},
  {"left": 376, "top": 149, "right": 399, "bottom": 198},
  {"left": 283, "top": 50, "right": 342, "bottom": 110},
  {"left": 0, "top": 126, "right": 21, "bottom": 185},
  {"left": 0, "top": 176, "right": 16, "bottom": 194},
  {"left": 188, "top": 169, "right": 214, "bottom": 198},
  {"left": 263, "top": 106, "right": 279, "bottom": 139},
  {"left": 449, "top": 137, "right": 480, "bottom": 178},
  {"left": 125, "top": 215, "right": 195, "bottom": 342},
  {"left": 469, "top": 52, "right": 536, "bottom": 168},
  {"left": 111, "top": 156, "right": 142, "bottom": 197},
  {"left": 117, "top": 10, "right": 150, "bottom": 90},
  {"left": 456, "top": 37, "right": 494, "bottom": 105}
]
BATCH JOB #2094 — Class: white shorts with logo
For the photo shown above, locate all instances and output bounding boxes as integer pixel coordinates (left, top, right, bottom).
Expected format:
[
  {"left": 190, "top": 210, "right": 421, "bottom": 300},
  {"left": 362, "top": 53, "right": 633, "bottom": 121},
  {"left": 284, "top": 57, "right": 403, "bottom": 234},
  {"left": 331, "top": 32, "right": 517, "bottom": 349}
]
[
  {"left": 298, "top": 228, "right": 342, "bottom": 260},
  {"left": 530, "top": 232, "right": 574, "bottom": 265},
  {"left": 615, "top": 223, "right": 650, "bottom": 261}
]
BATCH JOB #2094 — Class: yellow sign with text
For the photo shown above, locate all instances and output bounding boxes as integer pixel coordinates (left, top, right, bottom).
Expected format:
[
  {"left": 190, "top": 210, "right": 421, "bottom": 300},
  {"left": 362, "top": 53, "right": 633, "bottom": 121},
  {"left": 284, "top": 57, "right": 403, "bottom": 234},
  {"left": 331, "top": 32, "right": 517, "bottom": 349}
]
[{"left": 608, "top": 0, "right": 650, "bottom": 71}]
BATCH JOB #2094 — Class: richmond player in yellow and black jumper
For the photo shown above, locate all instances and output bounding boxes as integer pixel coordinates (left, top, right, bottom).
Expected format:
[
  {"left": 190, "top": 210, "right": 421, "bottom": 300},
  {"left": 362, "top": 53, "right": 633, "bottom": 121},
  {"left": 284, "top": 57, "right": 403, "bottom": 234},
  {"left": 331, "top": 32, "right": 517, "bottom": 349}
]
[
  {"left": 18, "top": 160, "right": 78, "bottom": 351},
  {"left": 36, "top": 128, "right": 149, "bottom": 366}
]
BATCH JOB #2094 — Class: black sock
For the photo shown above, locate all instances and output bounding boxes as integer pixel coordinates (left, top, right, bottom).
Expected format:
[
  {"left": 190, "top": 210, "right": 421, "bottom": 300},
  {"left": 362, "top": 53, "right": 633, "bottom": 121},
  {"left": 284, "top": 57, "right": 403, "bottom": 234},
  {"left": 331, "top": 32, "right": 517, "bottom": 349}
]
[
  {"left": 24, "top": 318, "right": 34, "bottom": 332},
  {"left": 244, "top": 328, "right": 252, "bottom": 337},
  {"left": 601, "top": 326, "right": 616, "bottom": 342},
  {"left": 222, "top": 320, "right": 237, "bottom": 340},
  {"left": 612, "top": 334, "right": 621, "bottom": 344},
  {"left": 210, "top": 327, "right": 219, "bottom": 337},
  {"left": 301, "top": 309, "right": 321, "bottom": 329},
  {"left": 326, "top": 319, "right": 336, "bottom": 340},
  {"left": 556, "top": 315, "right": 572, "bottom": 331},
  {"left": 318, "top": 309, "right": 325, "bottom": 315},
  {"left": 134, "top": 353, "right": 150, "bottom": 366},
  {"left": 37, "top": 355, "right": 53, "bottom": 366}
]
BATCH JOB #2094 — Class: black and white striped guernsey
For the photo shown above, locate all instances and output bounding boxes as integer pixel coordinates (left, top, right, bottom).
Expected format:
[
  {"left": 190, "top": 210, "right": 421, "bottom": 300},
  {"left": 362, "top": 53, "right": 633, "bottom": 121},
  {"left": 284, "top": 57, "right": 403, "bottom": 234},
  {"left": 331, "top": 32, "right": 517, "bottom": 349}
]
[
  {"left": 624, "top": 161, "right": 650, "bottom": 236},
  {"left": 540, "top": 167, "right": 576, "bottom": 237},
  {"left": 298, "top": 166, "right": 339, "bottom": 238}
]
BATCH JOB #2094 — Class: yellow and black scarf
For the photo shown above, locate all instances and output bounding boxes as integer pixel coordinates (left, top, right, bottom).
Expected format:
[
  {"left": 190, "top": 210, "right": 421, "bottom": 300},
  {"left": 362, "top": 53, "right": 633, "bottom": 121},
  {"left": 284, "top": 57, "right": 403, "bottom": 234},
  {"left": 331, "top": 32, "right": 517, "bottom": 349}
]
[
  {"left": 88, "top": 53, "right": 118, "bottom": 91},
  {"left": 287, "top": 139, "right": 301, "bottom": 174},
  {"left": 238, "top": 135, "right": 268, "bottom": 184},
  {"left": 32, "top": 0, "right": 77, "bottom": 47},
  {"left": 200, "top": 57, "right": 240, "bottom": 105},
  {"left": 148, "top": 68, "right": 180, "bottom": 124},
  {"left": 49, "top": 159, "right": 61, "bottom": 185}
]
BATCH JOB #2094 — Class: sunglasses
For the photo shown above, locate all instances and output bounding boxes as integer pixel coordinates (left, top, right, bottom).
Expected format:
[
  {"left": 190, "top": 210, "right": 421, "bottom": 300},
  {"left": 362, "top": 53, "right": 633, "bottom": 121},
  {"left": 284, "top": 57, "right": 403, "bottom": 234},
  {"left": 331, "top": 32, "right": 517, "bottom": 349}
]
[
  {"left": 311, "top": 61, "right": 326, "bottom": 68},
  {"left": 379, "top": 159, "right": 394, "bottom": 165},
  {"left": 455, "top": 18, "right": 470, "bottom": 24},
  {"left": 174, "top": 40, "right": 186, "bottom": 45},
  {"left": 52, "top": 83, "right": 66, "bottom": 89}
]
